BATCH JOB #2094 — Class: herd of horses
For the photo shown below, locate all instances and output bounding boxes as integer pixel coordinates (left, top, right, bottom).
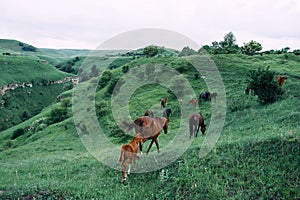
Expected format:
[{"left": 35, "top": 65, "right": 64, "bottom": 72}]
[
  {"left": 118, "top": 74, "right": 287, "bottom": 183},
  {"left": 118, "top": 97, "right": 207, "bottom": 183}
]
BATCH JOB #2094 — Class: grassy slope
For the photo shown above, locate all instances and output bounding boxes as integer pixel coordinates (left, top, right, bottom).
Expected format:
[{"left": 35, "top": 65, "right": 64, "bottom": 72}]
[
  {"left": 0, "top": 53, "right": 299, "bottom": 199},
  {"left": 0, "top": 40, "right": 77, "bottom": 131}
]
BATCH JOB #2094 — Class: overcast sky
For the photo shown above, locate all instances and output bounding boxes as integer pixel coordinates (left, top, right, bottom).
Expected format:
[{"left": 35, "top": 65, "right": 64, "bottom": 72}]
[{"left": 1, "top": 0, "right": 299, "bottom": 50}]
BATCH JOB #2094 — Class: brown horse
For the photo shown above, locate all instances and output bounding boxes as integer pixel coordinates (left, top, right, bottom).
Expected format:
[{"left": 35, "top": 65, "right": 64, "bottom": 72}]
[
  {"left": 118, "top": 133, "right": 143, "bottom": 183},
  {"left": 189, "top": 113, "right": 206, "bottom": 138},
  {"left": 188, "top": 99, "right": 199, "bottom": 106},
  {"left": 123, "top": 116, "right": 169, "bottom": 155},
  {"left": 160, "top": 98, "right": 167, "bottom": 108},
  {"left": 276, "top": 75, "right": 286, "bottom": 87}
]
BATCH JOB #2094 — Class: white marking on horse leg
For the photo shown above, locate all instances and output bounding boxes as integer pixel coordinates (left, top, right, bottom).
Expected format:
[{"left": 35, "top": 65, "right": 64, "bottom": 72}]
[{"left": 127, "top": 164, "right": 131, "bottom": 175}]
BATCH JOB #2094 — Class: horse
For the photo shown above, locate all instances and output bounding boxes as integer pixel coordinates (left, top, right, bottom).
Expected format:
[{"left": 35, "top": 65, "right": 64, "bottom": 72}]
[
  {"left": 199, "top": 92, "right": 210, "bottom": 101},
  {"left": 118, "top": 133, "right": 143, "bottom": 183},
  {"left": 210, "top": 93, "right": 217, "bottom": 101},
  {"left": 188, "top": 99, "right": 199, "bottom": 106},
  {"left": 163, "top": 108, "right": 172, "bottom": 119},
  {"left": 123, "top": 116, "right": 169, "bottom": 155},
  {"left": 189, "top": 113, "right": 206, "bottom": 138},
  {"left": 160, "top": 97, "right": 167, "bottom": 108},
  {"left": 144, "top": 109, "right": 154, "bottom": 118},
  {"left": 276, "top": 75, "right": 286, "bottom": 87},
  {"left": 245, "top": 82, "right": 254, "bottom": 95}
]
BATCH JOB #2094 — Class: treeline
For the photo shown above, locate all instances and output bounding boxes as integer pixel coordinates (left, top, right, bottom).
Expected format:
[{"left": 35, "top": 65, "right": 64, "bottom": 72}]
[{"left": 180, "top": 32, "right": 300, "bottom": 56}]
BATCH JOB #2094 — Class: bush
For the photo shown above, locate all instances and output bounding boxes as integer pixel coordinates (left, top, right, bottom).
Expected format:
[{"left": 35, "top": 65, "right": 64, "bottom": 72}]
[
  {"left": 98, "top": 70, "right": 112, "bottom": 89},
  {"left": 247, "top": 67, "right": 283, "bottom": 103},
  {"left": 11, "top": 128, "right": 25, "bottom": 139},
  {"left": 49, "top": 107, "right": 68, "bottom": 124}
]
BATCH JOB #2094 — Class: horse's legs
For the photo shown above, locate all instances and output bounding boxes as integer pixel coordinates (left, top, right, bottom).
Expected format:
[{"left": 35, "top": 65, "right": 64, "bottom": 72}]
[
  {"left": 154, "top": 138, "right": 160, "bottom": 153},
  {"left": 127, "top": 164, "right": 131, "bottom": 175},
  {"left": 121, "top": 162, "right": 127, "bottom": 183},
  {"left": 146, "top": 140, "right": 155, "bottom": 155}
]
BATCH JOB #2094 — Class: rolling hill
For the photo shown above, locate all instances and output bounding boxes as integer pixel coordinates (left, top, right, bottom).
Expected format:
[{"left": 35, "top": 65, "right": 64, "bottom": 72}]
[{"left": 0, "top": 46, "right": 299, "bottom": 199}]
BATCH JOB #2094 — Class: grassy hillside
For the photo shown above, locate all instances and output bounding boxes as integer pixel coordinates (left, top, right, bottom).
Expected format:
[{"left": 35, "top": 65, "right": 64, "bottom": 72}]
[
  {"left": 0, "top": 40, "right": 78, "bottom": 131},
  {"left": 0, "top": 51, "right": 299, "bottom": 199}
]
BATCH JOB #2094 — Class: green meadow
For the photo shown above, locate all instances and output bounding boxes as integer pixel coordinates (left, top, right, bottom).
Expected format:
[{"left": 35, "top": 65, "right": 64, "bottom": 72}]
[{"left": 0, "top": 40, "right": 299, "bottom": 199}]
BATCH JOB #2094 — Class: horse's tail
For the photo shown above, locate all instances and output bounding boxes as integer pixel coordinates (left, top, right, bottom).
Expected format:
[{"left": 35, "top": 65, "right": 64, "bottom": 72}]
[
  {"left": 118, "top": 150, "right": 125, "bottom": 163},
  {"left": 121, "top": 121, "right": 135, "bottom": 132}
]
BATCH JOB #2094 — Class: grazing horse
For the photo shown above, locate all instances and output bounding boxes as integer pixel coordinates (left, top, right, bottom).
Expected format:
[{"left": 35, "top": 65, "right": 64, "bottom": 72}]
[
  {"left": 188, "top": 99, "right": 199, "bottom": 106},
  {"left": 210, "top": 93, "right": 217, "bottom": 101},
  {"left": 189, "top": 113, "right": 206, "bottom": 138},
  {"left": 160, "top": 98, "right": 167, "bottom": 108},
  {"left": 163, "top": 108, "right": 172, "bottom": 119},
  {"left": 199, "top": 92, "right": 210, "bottom": 101},
  {"left": 245, "top": 82, "right": 254, "bottom": 95},
  {"left": 144, "top": 109, "right": 154, "bottom": 118},
  {"left": 276, "top": 75, "right": 286, "bottom": 87},
  {"left": 123, "top": 116, "right": 169, "bottom": 155},
  {"left": 118, "top": 133, "right": 143, "bottom": 183}
]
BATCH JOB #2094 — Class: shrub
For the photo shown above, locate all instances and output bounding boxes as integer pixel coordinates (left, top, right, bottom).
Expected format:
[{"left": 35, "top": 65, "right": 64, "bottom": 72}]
[
  {"left": 11, "top": 128, "right": 25, "bottom": 139},
  {"left": 49, "top": 107, "right": 68, "bottom": 124},
  {"left": 247, "top": 67, "right": 283, "bottom": 103},
  {"left": 98, "top": 70, "right": 112, "bottom": 89}
]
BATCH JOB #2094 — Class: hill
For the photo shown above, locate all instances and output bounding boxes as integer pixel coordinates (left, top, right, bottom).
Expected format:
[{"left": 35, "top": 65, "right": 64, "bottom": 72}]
[
  {"left": 0, "top": 40, "right": 78, "bottom": 131},
  {"left": 0, "top": 50, "right": 299, "bottom": 199}
]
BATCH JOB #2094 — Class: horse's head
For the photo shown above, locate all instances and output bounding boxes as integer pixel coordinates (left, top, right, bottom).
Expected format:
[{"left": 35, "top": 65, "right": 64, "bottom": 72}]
[
  {"left": 135, "top": 133, "right": 144, "bottom": 144},
  {"left": 163, "top": 118, "right": 169, "bottom": 134}
]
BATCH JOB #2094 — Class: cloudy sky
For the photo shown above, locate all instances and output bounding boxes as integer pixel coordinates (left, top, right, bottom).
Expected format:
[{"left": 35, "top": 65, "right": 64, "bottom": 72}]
[{"left": 1, "top": 0, "right": 299, "bottom": 50}]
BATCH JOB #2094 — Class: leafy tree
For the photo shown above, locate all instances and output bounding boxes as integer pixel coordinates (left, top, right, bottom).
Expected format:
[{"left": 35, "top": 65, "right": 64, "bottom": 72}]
[
  {"left": 241, "top": 40, "right": 262, "bottom": 56},
  {"left": 247, "top": 67, "right": 283, "bottom": 103},
  {"left": 49, "top": 107, "right": 68, "bottom": 124},
  {"left": 143, "top": 45, "right": 159, "bottom": 57},
  {"left": 293, "top": 49, "right": 300, "bottom": 55},
  {"left": 179, "top": 46, "right": 197, "bottom": 56},
  {"left": 98, "top": 70, "right": 112, "bottom": 89}
]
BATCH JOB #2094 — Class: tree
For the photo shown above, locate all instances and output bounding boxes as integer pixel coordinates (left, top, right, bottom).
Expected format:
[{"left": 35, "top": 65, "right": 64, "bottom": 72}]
[
  {"left": 241, "top": 40, "right": 262, "bottom": 56},
  {"left": 179, "top": 46, "right": 197, "bottom": 56},
  {"left": 247, "top": 67, "right": 283, "bottom": 103},
  {"left": 143, "top": 45, "right": 159, "bottom": 57},
  {"left": 219, "top": 32, "right": 240, "bottom": 54}
]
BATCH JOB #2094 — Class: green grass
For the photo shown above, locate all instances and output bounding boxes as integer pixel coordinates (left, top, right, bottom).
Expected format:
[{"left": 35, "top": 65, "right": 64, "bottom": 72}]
[{"left": 0, "top": 52, "right": 299, "bottom": 199}]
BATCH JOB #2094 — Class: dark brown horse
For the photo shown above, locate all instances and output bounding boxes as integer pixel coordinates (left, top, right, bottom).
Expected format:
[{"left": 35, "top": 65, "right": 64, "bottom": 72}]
[
  {"left": 123, "top": 116, "right": 169, "bottom": 155},
  {"left": 160, "top": 98, "right": 167, "bottom": 108},
  {"left": 162, "top": 108, "right": 172, "bottom": 119},
  {"left": 189, "top": 113, "right": 206, "bottom": 138},
  {"left": 118, "top": 133, "right": 143, "bottom": 183}
]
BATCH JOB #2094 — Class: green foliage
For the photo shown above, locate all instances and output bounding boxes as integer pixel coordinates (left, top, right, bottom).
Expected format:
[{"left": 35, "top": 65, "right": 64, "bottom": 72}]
[
  {"left": 247, "top": 67, "right": 283, "bottom": 103},
  {"left": 122, "top": 65, "right": 129, "bottom": 73},
  {"left": 21, "top": 45, "right": 37, "bottom": 52},
  {"left": 48, "top": 107, "right": 68, "bottom": 124},
  {"left": 11, "top": 128, "right": 25, "bottom": 139},
  {"left": 143, "top": 45, "right": 163, "bottom": 57},
  {"left": 241, "top": 40, "right": 263, "bottom": 56},
  {"left": 95, "top": 101, "right": 108, "bottom": 117},
  {"left": 55, "top": 57, "right": 81, "bottom": 73},
  {"left": 179, "top": 46, "right": 197, "bottom": 57},
  {"left": 98, "top": 70, "right": 112, "bottom": 89},
  {"left": 293, "top": 49, "right": 300, "bottom": 55}
]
